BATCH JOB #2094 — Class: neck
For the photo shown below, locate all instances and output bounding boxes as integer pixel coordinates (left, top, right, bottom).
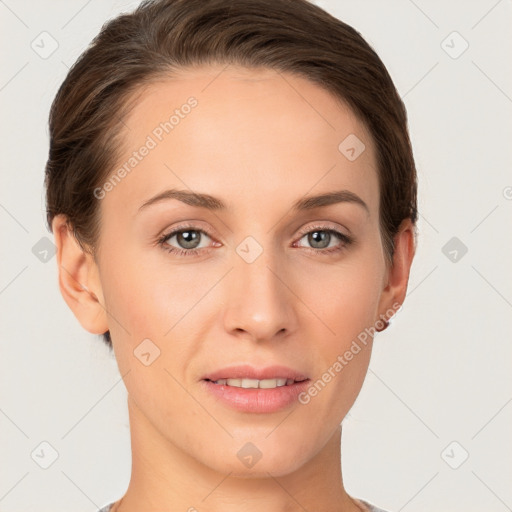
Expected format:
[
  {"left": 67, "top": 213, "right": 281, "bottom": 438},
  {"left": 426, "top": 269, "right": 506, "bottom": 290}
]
[{"left": 115, "top": 395, "right": 363, "bottom": 512}]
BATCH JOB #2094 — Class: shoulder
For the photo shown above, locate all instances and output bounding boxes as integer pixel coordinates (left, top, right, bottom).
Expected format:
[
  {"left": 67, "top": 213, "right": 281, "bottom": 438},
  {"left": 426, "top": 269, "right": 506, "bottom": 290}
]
[
  {"left": 97, "top": 505, "right": 114, "bottom": 512},
  {"left": 356, "top": 498, "right": 393, "bottom": 512},
  {"left": 97, "top": 499, "right": 390, "bottom": 512}
]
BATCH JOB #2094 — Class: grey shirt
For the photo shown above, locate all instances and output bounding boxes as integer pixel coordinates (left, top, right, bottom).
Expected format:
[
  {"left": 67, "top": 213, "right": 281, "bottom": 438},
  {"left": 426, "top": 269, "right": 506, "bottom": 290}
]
[{"left": 97, "top": 498, "right": 391, "bottom": 511}]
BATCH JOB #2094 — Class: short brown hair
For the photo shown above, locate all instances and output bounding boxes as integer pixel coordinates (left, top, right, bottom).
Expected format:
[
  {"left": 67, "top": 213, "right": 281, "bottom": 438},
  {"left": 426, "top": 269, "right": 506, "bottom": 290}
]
[{"left": 45, "top": 0, "right": 418, "bottom": 347}]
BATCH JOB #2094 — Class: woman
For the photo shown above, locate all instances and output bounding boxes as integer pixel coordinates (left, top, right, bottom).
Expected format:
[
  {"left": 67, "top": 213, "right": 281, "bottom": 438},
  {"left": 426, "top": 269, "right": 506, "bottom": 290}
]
[{"left": 45, "top": 0, "right": 417, "bottom": 510}]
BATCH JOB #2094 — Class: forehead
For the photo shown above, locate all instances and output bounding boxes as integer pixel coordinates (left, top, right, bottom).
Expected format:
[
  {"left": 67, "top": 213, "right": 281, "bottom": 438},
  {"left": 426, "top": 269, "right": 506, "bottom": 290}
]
[{"left": 103, "top": 64, "right": 378, "bottom": 218}]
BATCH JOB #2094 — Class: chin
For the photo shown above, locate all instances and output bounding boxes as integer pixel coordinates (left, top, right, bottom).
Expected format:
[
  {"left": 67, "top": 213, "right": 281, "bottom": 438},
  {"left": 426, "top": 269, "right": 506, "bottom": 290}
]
[{"left": 203, "top": 440, "right": 311, "bottom": 479}]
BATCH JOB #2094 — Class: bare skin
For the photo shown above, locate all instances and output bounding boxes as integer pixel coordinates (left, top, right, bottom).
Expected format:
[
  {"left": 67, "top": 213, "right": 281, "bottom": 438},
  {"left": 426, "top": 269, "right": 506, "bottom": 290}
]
[{"left": 52, "top": 64, "right": 415, "bottom": 512}]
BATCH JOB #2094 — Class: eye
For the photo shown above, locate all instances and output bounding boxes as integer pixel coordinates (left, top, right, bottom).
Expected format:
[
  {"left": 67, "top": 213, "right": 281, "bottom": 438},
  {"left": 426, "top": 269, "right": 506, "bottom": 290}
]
[
  {"left": 294, "top": 224, "right": 353, "bottom": 255},
  {"left": 156, "top": 223, "right": 353, "bottom": 258},
  {"left": 157, "top": 225, "right": 217, "bottom": 257}
]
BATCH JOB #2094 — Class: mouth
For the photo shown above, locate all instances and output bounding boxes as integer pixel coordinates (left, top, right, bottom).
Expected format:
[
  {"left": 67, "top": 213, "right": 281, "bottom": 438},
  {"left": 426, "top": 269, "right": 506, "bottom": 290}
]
[
  {"left": 200, "top": 365, "right": 311, "bottom": 413},
  {"left": 204, "top": 377, "right": 308, "bottom": 389}
]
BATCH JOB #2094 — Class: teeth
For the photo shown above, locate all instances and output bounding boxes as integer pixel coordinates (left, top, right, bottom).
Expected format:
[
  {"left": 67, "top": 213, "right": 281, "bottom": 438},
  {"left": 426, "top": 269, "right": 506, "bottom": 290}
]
[
  {"left": 259, "top": 378, "right": 287, "bottom": 389},
  {"left": 214, "top": 378, "right": 293, "bottom": 389}
]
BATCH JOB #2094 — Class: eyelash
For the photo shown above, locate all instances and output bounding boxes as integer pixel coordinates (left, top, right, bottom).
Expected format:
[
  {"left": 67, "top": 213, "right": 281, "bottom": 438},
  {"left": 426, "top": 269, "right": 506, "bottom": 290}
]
[{"left": 156, "top": 223, "right": 354, "bottom": 258}]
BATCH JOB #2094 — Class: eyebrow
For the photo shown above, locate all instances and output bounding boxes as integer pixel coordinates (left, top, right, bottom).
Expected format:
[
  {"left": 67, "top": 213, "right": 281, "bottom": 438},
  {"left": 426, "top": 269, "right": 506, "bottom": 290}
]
[{"left": 138, "top": 188, "right": 369, "bottom": 215}]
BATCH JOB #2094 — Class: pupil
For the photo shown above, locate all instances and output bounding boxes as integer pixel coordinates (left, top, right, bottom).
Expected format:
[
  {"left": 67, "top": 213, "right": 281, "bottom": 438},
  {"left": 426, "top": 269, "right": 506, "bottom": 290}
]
[
  {"left": 178, "top": 230, "right": 200, "bottom": 249},
  {"left": 309, "top": 231, "right": 330, "bottom": 249}
]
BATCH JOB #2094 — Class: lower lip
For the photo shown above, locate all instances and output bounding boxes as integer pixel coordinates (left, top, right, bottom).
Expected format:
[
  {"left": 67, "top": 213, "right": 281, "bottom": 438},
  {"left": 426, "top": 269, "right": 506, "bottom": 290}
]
[{"left": 201, "top": 379, "right": 311, "bottom": 413}]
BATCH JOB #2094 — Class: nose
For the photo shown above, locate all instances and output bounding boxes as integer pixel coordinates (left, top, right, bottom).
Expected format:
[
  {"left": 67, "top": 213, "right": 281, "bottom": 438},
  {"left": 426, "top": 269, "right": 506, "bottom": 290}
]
[{"left": 222, "top": 246, "right": 298, "bottom": 342}]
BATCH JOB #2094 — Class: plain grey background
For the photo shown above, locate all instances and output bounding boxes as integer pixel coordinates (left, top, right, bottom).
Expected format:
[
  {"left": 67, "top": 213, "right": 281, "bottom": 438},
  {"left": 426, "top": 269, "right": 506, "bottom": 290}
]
[{"left": 1, "top": 0, "right": 511, "bottom": 511}]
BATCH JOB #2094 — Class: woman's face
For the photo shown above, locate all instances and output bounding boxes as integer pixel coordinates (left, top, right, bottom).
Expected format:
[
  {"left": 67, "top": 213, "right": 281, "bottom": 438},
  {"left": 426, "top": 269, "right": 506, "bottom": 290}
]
[{"left": 91, "top": 64, "right": 405, "bottom": 476}]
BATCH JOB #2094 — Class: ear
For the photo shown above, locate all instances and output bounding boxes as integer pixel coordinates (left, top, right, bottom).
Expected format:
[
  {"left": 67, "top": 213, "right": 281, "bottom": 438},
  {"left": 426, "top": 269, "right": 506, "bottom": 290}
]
[
  {"left": 51, "top": 214, "right": 109, "bottom": 335},
  {"left": 376, "top": 218, "right": 417, "bottom": 326}
]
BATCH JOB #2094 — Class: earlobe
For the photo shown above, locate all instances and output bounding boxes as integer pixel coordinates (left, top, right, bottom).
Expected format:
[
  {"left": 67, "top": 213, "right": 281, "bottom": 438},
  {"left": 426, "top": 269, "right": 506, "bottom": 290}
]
[
  {"left": 51, "top": 214, "right": 109, "bottom": 335},
  {"left": 376, "top": 218, "right": 416, "bottom": 328}
]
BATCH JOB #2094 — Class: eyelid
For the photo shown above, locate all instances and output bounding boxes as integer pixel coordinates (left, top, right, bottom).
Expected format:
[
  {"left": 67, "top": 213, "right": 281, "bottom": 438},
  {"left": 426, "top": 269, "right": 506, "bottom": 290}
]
[
  {"left": 158, "top": 221, "right": 348, "bottom": 242},
  {"left": 156, "top": 220, "right": 353, "bottom": 256},
  {"left": 157, "top": 221, "right": 216, "bottom": 240},
  {"left": 295, "top": 221, "right": 350, "bottom": 238}
]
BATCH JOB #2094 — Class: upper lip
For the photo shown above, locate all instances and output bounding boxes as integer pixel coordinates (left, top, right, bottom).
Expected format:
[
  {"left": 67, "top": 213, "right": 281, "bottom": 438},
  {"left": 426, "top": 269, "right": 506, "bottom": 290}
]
[{"left": 202, "top": 364, "right": 309, "bottom": 382}]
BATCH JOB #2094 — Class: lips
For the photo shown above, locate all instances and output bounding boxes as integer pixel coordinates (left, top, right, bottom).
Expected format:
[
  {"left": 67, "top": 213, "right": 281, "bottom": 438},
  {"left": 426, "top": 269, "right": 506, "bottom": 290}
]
[
  {"left": 200, "top": 364, "right": 311, "bottom": 413},
  {"left": 202, "top": 364, "right": 309, "bottom": 383},
  {"left": 209, "top": 377, "right": 296, "bottom": 389}
]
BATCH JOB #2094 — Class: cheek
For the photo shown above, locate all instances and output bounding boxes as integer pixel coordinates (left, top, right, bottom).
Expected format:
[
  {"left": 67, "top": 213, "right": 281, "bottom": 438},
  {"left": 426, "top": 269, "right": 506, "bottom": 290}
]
[
  {"left": 295, "top": 254, "right": 381, "bottom": 410},
  {"left": 297, "top": 254, "right": 382, "bottom": 343},
  {"left": 100, "top": 247, "right": 210, "bottom": 341},
  {"left": 99, "top": 251, "right": 207, "bottom": 425}
]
